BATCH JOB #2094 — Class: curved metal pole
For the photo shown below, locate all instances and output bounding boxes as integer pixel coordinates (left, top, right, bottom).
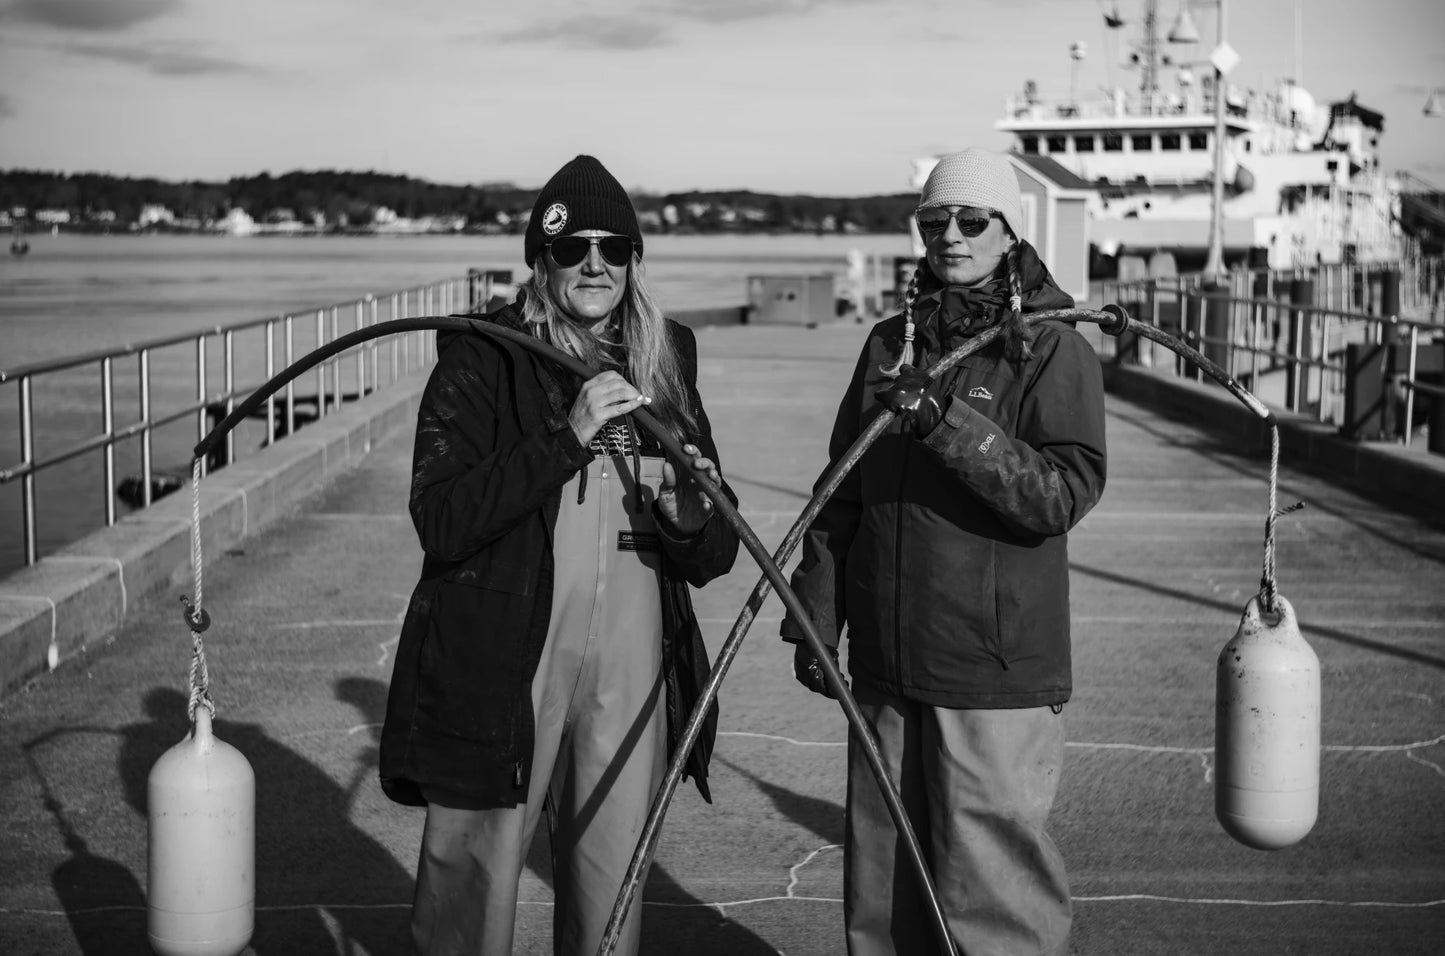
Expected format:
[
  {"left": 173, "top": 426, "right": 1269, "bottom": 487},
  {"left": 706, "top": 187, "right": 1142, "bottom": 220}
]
[
  {"left": 189, "top": 313, "right": 958, "bottom": 954},
  {"left": 192, "top": 307, "right": 1274, "bottom": 956},
  {"left": 602, "top": 304, "right": 1279, "bottom": 956}
]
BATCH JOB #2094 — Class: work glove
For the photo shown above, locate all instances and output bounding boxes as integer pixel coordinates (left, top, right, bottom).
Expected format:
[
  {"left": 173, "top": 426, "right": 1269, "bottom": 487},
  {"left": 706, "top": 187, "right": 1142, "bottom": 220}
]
[
  {"left": 793, "top": 642, "right": 845, "bottom": 700},
  {"left": 874, "top": 365, "right": 944, "bottom": 435}
]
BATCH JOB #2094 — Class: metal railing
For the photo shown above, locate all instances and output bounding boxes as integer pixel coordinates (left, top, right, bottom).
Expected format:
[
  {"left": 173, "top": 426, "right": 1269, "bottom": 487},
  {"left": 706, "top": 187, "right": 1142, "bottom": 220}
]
[
  {"left": 0, "top": 272, "right": 505, "bottom": 568},
  {"left": 1098, "top": 257, "right": 1445, "bottom": 450}
]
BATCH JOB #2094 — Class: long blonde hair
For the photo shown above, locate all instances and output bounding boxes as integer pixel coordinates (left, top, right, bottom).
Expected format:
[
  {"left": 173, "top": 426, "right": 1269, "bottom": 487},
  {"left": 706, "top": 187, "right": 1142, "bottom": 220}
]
[
  {"left": 520, "top": 254, "right": 696, "bottom": 440},
  {"left": 880, "top": 239, "right": 1035, "bottom": 376}
]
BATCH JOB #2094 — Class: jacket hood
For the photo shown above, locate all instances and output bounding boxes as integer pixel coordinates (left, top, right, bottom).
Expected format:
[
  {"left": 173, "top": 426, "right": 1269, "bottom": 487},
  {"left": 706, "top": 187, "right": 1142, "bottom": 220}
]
[{"left": 1010, "top": 240, "right": 1074, "bottom": 313}]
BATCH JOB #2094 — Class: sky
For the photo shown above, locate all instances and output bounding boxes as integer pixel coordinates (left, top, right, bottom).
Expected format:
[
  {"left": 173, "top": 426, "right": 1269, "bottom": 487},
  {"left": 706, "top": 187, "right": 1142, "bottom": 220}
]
[{"left": 1, "top": 0, "right": 1442, "bottom": 196}]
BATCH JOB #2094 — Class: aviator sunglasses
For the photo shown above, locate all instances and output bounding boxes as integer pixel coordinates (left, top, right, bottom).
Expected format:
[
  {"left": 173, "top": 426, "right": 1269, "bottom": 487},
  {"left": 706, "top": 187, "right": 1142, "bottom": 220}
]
[
  {"left": 547, "top": 235, "right": 634, "bottom": 268},
  {"left": 916, "top": 209, "right": 999, "bottom": 238}
]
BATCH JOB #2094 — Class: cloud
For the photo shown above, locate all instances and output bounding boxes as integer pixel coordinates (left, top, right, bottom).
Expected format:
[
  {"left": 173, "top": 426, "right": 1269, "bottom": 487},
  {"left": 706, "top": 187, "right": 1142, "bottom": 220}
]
[
  {"left": 7, "top": 0, "right": 181, "bottom": 31},
  {"left": 66, "top": 41, "right": 254, "bottom": 76},
  {"left": 494, "top": 0, "right": 891, "bottom": 45},
  {"left": 0, "top": 92, "right": 13, "bottom": 119},
  {"left": 668, "top": 0, "right": 886, "bottom": 22},
  {"left": 498, "top": 17, "right": 670, "bottom": 50}
]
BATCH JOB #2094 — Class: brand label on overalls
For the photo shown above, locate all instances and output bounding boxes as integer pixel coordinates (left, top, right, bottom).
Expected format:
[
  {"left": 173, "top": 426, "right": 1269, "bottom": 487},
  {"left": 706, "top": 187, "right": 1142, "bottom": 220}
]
[{"left": 618, "top": 531, "right": 661, "bottom": 553}]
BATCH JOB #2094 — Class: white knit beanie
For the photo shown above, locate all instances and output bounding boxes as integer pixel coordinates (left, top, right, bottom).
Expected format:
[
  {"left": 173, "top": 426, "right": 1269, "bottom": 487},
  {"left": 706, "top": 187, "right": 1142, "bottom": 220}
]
[{"left": 917, "top": 148, "right": 1024, "bottom": 240}]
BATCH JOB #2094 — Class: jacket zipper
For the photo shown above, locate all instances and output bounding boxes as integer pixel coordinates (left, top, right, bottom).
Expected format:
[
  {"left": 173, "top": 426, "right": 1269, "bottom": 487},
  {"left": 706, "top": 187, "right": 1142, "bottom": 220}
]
[{"left": 894, "top": 440, "right": 910, "bottom": 685}]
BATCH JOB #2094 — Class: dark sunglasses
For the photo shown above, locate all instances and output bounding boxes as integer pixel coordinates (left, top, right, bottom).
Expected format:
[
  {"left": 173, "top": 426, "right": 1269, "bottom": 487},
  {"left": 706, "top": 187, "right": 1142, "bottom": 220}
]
[
  {"left": 547, "top": 235, "right": 634, "bottom": 268},
  {"left": 916, "top": 209, "right": 999, "bottom": 238}
]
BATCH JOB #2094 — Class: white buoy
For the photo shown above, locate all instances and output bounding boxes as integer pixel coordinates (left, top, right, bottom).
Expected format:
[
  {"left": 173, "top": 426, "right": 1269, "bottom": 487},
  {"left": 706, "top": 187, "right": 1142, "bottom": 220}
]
[
  {"left": 1215, "top": 594, "right": 1320, "bottom": 850},
  {"left": 147, "top": 706, "right": 255, "bottom": 956}
]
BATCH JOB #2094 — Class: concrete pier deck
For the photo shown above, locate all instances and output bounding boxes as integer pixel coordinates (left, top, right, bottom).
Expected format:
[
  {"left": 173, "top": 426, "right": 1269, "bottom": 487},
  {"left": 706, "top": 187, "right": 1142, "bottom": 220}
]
[{"left": 1, "top": 322, "right": 1442, "bottom": 955}]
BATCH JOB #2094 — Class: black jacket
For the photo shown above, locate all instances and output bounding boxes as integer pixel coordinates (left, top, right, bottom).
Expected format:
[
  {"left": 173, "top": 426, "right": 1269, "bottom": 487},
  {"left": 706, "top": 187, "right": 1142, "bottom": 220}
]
[
  {"left": 782, "top": 248, "right": 1107, "bottom": 708},
  {"left": 380, "top": 305, "right": 738, "bottom": 808}
]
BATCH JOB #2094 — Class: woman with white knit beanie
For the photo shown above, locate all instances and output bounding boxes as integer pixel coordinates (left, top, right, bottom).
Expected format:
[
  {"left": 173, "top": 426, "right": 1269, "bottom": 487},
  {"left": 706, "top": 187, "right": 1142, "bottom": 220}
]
[{"left": 781, "top": 147, "right": 1108, "bottom": 956}]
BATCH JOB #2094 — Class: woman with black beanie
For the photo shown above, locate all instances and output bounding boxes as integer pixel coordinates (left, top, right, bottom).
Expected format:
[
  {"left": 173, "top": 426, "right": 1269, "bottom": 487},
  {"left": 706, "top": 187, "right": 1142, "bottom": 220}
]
[{"left": 381, "top": 154, "right": 738, "bottom": 955}]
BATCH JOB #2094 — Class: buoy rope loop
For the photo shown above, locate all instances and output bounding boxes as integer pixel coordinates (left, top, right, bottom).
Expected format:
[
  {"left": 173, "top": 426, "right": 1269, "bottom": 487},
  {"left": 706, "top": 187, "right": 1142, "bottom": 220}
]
[
  {"left": 1259, "top": 424, "right": 1305, "bottom": 613},
  {"left": 187, "top": 631, "right": 215, "bottom": 722},
  {"left": 184, "top": 458, "right": 215, "bottom": 722}
]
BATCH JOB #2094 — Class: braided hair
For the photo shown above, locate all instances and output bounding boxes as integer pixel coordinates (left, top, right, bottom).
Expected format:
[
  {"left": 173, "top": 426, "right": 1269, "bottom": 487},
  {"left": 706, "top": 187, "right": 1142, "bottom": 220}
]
[
  {"left": 879, "top": 239, "right": 1035, "bottom": 377},
  {"left": 1001, "top": 242, "right": 1035, "bottom": 363},
  {"left": 879, "top": 258, "right": 925, "bottom": 377}
]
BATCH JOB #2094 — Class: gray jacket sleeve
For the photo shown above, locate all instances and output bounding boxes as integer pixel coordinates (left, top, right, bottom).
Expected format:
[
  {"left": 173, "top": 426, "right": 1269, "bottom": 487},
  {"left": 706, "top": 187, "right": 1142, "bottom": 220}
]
[{"left": 919, "top": 328, "right": 1107, "bottom": 537}]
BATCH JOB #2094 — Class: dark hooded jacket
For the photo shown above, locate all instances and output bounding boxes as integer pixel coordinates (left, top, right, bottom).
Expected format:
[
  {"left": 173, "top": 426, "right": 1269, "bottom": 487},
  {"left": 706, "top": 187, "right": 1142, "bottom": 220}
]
[
  {"left": 781, "top": 242, "right": 1106, "bottom": 708},
  {"left": 380, "top": 302, "right": 739, "bottom": 808}
]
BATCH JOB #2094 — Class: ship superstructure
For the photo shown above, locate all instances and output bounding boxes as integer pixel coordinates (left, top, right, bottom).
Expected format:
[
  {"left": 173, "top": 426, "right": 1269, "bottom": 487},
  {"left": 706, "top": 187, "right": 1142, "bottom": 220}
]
[{"left": 993, "top": 1, "right": 1400, "bottom": 272}]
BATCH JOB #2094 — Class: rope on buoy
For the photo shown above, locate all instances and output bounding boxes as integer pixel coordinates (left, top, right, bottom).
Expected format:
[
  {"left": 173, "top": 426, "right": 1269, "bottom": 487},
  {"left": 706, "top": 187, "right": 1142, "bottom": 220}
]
[
  {"left": 1259, "top": 424, "right": 1306, "bottom": 614},
  {"left": 182, "top": 457, "right": 215, "bottom": 723}
]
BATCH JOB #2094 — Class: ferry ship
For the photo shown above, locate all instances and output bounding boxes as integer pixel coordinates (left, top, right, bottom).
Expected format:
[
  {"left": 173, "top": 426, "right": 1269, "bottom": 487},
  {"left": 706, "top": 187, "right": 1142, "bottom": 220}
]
[{"left": 988, "top": 0, "right": 1403, "bottom": 276}]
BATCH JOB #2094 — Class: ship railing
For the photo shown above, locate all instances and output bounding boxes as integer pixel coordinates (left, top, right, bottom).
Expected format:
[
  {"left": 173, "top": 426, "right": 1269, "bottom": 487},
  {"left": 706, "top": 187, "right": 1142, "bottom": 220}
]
[
  {"left": 1002, "top": 88, "right": 1303, "bottom": 128},
  {"left": 1099, "top": 260, "right": 1445, "bottom": 454},
  {"left": 0, "top": 272, "right": 502, "bottom": 568}
]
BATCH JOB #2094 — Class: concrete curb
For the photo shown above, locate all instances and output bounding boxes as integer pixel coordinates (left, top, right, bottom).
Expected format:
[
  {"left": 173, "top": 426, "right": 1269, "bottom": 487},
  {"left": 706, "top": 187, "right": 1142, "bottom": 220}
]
[
  {"left": 1103, "top": 361, "right": 1445, "bottom": 522},
  {"left": 0, "top": 374, "right": 428, "bottom": 698}
]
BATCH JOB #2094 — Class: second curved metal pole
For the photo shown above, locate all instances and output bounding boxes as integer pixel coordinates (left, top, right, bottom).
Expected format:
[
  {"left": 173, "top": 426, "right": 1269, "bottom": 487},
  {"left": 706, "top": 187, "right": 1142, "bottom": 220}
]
[{"left": 603, "top": 304, "right": 1278, "bottom": 956}]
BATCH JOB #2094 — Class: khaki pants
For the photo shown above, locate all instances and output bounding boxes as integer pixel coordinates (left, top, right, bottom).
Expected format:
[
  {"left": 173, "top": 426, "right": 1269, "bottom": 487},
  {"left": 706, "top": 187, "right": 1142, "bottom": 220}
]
[
  {"left": 845, "top": 682, "right": 1071, "bottom": 956},
  {"left": 412, "top": 455, "right": 667, "bottom": 956}
]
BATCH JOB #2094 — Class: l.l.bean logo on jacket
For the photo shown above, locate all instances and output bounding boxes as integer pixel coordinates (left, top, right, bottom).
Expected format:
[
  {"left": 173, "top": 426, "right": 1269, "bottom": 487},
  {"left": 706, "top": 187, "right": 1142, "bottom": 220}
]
[{"left": 968, "top": 385, "right": 994, "bottom": 400}]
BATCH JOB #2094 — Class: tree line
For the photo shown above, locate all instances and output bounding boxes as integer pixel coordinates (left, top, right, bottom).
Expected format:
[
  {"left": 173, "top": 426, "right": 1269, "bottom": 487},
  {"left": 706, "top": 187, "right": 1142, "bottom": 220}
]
[{"left": 0, "top": 169, "right": 916, "bottom": 234}]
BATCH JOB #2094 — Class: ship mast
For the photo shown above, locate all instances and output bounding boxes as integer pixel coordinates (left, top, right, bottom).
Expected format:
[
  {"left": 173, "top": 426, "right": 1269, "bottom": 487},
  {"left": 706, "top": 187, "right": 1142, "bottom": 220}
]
[{"left": 1139, "top": 0, "right": 1161, "bottom": 115}]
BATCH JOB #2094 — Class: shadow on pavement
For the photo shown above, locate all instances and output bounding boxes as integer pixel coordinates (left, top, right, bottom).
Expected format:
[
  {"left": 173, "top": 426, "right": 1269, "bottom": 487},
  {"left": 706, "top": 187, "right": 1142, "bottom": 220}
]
[
  {"left": 1107, "top": 406, "right": 1445, "bottom": 561},
  {"left": 718, "top": 755, "right": 846, "bottom": 847},
  {"left": 1070, "top": 561, "right": 1445, "bottom": 670},
  {"left": 24, "top": 729, "right": 150, "bottom": 954}
]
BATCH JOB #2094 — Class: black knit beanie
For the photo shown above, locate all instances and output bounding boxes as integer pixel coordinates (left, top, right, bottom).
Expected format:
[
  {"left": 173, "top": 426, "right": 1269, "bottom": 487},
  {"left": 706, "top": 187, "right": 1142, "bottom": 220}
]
[{"left": 524, "top": 155, "right": 643, "bottom": 268}]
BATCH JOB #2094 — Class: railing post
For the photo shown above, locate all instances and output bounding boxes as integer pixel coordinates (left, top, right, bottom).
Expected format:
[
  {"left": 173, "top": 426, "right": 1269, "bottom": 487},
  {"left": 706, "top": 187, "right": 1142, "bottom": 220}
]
[
  {"left": 1147, "top": 278, "right": 1161, "bottom": 368},
  {"left": 1286, "top": 278, "right": 1314, "bottom": 413},
  {"left": 102, "top": 358, "right": 115, "bottom": 527},
  {"left": 139, "top": 350, "right": 153, "bottom": 507},
  {"left": 330, "top": 305, "right": 341, "bottom": 411},
  {"left": 19, "top": 374, "right": 36, "bottom": 565},
  {"left": 355, "top": 300, "right": 366, "bottom": 401},
  {"left": 402, "top": 290, "right": 412, "bottom": 372},
  {"left": 1380, "top": 271, "right": 1404, "bottom": 438},
  {"left": 316, "top": 309, "right": 327, "bottom": 421},
  {"left": 368, "top": 295, "right": 379, "bottom": 396},
  {"left": 1403, "top": 325, "right": 1419, "bottom": 448},
  {"left": 195, "top": 334, "right": 208, "bottom": 477},
  {"left": 224, "top": 329, "right": 235, "bottom": 467},
  {"left": 1201, "top": 279, "right": 1230, "bottom": 380},
  {"left": 390, "top": 294, "right": 400, "bottom": 384},
  {"left": 285, "top": 315, "right": 296, "bottom": 439},
  {"left": 265, "top": 320, "right": 277, "bottom": 447}
]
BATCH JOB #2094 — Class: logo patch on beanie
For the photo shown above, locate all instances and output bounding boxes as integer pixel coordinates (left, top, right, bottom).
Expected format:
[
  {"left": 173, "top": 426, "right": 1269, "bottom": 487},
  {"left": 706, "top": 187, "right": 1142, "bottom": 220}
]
[{"left": 542, "top": 202, "right": 568, "bottom": 236}]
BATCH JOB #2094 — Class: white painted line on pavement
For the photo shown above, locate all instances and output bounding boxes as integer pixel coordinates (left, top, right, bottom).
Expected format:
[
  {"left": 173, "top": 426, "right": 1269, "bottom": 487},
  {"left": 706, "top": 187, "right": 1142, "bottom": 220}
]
[
  {"left": 719, "top": 732, "right": 1445, "bottom": 784},
  {"left": 1069, "top": 740, "right": 1216, "bottom": 780},
  {"left": 11, "top": 893, "right": 1442, "bottom": 921},
  {"left": 1072, "top": 895, "right": 1445, "bottom": 908},
  {"left": 274, "top": 619, "right": 398, "bottom": 628},
  {"left": 720, "top": 731, "right": 844, "bottom": 747}
]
